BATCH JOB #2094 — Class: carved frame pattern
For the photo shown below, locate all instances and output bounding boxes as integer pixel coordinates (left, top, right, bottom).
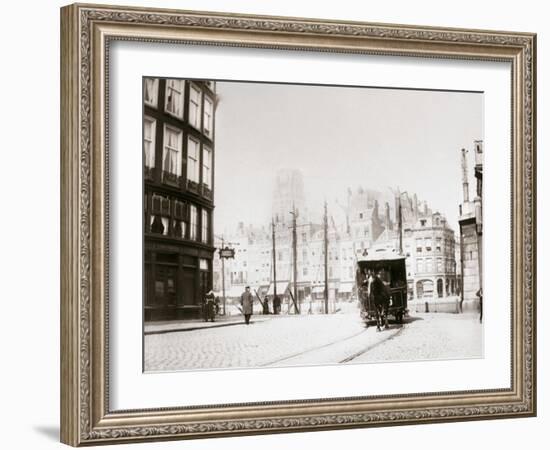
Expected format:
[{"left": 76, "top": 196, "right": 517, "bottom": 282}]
[{"left": 60, "top": 3, "right": 536, "bottom": 446}]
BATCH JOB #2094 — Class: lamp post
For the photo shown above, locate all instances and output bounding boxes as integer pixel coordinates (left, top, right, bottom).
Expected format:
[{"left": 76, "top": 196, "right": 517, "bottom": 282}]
[{"left": 215, "top": 235, "right": 237, "bottom": 315}]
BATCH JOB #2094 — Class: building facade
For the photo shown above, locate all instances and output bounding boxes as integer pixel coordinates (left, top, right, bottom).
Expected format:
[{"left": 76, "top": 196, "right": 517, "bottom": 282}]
[
  {"left": 403, "top": 213, "right": 457, "bottom": 300},
  {"left": 143, "top": 78, "right": 217, "bottom": 321},
  {"left": 458, "top": 140, "right": 483, "bottom": 310},
  {"left": 213, "top": 175, "right": 457, "bottom": 312}
]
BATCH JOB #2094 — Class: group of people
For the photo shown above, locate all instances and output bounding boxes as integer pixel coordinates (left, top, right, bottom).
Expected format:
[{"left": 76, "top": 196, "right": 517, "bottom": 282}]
[
  {"left": 202, "top": 287, "right": 282, "bottom": 325},
  {"left": 202, "top": 290, "right": 219, "bottom": 322}
]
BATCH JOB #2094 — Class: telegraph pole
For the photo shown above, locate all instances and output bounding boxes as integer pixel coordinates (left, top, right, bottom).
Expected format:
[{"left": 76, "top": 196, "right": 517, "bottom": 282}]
[
  {"left": 290, "top": 205, "right": 299, "bottom": 314},
  {"left": 221, "top": 237, "right": 226, "bottom": 315},
  {"left": 323, "top": 201, "right": 329, "bottom": 314},
  {"left": 271, "top": 218, "right": 277, "bottom": 299},
  {"left": 398, "top": 197, "right": 403, "bottom": 255}
]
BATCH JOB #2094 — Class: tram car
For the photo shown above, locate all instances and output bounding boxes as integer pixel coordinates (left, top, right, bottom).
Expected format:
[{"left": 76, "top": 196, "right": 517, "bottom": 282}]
[{"left": 356, "top": 250, "right": 408, "bottom": 325}]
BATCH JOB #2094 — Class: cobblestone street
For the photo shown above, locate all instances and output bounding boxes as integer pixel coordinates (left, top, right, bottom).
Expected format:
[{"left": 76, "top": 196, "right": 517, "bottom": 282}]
[
  {"left": 144, "top": 311, "right": 482, "bottom": 372},
  {"left": 349, "top": 312, "right": 482, "bottom": 364}
]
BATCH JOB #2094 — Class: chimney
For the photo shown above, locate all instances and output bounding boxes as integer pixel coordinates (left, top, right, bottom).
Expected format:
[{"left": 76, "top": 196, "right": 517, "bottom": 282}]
[
  {"left": 461, "top": 148, "right": 470, "bottom": 203},
  {"left": 413, "top": 193, "right": 419, "bottom": 218}
]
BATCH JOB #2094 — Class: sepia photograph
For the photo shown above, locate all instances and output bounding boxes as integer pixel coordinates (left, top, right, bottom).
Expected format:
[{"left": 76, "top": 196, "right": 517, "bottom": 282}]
[{"left": 142, "top": 78, "right": 484, "bottom": 372}]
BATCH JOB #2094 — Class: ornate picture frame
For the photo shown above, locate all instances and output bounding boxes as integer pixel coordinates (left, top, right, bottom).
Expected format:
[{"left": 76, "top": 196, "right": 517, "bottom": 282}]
[{"left": 60, "top": 3, "right": 536, "bottom": 446}]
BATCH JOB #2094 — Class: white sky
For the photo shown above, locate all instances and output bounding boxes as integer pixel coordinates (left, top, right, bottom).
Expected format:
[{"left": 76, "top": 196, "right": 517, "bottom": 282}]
[{"left": 213, "top": 81, "right": 483, "bottom": 235}]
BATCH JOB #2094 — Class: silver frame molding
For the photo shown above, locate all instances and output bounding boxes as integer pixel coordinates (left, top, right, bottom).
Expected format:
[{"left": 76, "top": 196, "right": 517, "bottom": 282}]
[{"left": 60, "top": 3, "right": 536, "bottom": 446}]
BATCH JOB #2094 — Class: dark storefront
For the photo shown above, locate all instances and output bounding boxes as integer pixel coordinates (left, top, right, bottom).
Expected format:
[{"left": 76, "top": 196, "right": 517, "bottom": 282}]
[{"left": 144, "top": 242, "right": 213, "bottom": 321}]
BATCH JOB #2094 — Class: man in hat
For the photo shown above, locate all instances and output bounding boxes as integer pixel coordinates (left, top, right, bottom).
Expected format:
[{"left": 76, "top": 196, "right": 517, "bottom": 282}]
[{"left": 240, "top": 286, "right": 254, "bottom": 325}]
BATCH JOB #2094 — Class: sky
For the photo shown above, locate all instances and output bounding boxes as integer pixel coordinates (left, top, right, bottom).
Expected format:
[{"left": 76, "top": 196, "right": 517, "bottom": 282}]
[{"left": 213, "top": 81, "right": 483, "bottom": 235}]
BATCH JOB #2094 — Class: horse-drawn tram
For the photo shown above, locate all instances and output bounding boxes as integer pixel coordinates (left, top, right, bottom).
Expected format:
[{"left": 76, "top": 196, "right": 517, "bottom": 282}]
[{"left": 356, "top": 250, "right": 408, "bottom": 329}]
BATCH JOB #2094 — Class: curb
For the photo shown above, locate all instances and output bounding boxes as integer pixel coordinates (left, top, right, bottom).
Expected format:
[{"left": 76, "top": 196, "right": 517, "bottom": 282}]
[{"left": 144, "top": 319, "right": 267, "bottom": 336}]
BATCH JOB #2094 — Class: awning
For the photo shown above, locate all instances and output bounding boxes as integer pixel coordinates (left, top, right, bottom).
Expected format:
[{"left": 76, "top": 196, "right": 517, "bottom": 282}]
[
  {"left": 311, "top": 282, "right": 340, "bottom": 294},
  {"left": 339, "top": 282, "right": 354, "bottom": 293},
  {"left": 255, "top": 285, "right": 270, "bottom": 297},
  {"left": 267, "top": 281, "right": 289, "bottom": 296}
]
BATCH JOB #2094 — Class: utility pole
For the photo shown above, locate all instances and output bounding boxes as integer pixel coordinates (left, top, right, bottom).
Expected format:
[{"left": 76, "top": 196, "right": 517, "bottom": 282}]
[
  {"left": 271, "top": 218, "right": 277, "bottom": 299},
  {"left": 398, "top": 197, "right": 403, "bottom": 255},
  {"left": 323, "top": 201, "right": 329, "bottom": 314},
  {"left": 461, "top": 148, "right": 470, "bottom": 203},
  {"left": 221, "top": 237, "right": 226, "bottom": 315},
  {"left": 290, "top": 205, "right": 299, "bottom": 314}
]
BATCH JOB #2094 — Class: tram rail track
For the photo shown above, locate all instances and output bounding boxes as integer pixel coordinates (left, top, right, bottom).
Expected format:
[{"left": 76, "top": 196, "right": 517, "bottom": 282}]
[{"left": 261, "top": 322, "right": 405, "bottom": 367}]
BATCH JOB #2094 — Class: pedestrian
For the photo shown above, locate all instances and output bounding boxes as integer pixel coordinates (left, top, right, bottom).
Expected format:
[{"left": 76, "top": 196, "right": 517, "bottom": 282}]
[
  {"left": 262, "top": 296, "right": 270, "bottom": 315},
  {"left": 272, "top": 294, "right": 281, "bottom": 315},
  {"left": 477, "top": 288, "right": 483, "bottom": 323},
  {"left": 240, "top": 286, "right": 254, "bottom": 325},
  {"left": 204, "top": 290, "right": 216, "bottom": 322}
]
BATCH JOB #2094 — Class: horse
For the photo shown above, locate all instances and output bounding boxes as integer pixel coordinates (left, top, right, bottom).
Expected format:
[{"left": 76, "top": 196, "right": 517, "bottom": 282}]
[{"left": 369, "top": 276, "right": 390, "bottom": 331}]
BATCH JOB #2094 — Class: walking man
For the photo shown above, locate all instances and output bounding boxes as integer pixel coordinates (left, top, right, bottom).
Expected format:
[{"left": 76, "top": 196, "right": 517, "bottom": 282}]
[{"left": 240, "top": 286, "right": 254, "bottom": 325}]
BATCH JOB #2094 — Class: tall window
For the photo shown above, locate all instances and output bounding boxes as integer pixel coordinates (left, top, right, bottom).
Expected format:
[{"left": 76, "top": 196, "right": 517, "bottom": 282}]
[
  {"left": 162, "top": 126, "right": 182, "bottom": 176},
  {"left": 187, "top": 137, "right": 200, "bottom": 183},
  {"left": 201, "top": 209, "right": 209, "bottom": 244},
  {"left": 188, "top": 83, "right": 202, "bottom": 129},
  {"left": 203, "top": 96, "right": 214, "bottom": 138},
  {"left": 144, "top": 78, "right": 158, "bottom": 108},
  {"left": 143, "top": 117, "right": 156, "bottom": 168},
  {"left": 426, "top": 257, "right": 433, "bottom": 273},
  {"left": 425, "top": 237, "right": 432, "bottom": 251},
  {"left": 150, "top": 216, "right": 168, "bottom": 236},
  {"left": 165, "top": 79, "right": 184, "bottom": 118},
  {"left": 416, "top": 258, "right": 424, "bottom": 273},
  {"left": 173, "top": 220, "right": 187, "bottom": 239},
  {"left": 202, "top": 146, "right": 212, "bottom": 188},
  {"left": 173, "top": 200, "right": 187, "bottom": 239},
  {"left": 189, "top": 205, "right": 198, "bottom": 240}
]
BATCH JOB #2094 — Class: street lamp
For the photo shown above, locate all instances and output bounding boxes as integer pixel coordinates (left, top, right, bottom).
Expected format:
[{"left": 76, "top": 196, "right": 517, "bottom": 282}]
[{"left": 214, "top": 235, "right": 238, "bottom": 316}]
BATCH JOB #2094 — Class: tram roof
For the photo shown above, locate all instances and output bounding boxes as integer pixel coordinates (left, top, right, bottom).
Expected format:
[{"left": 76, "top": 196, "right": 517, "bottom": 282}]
[{"left": 357, "top": 249, "right": 406, "bottom": 262}]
